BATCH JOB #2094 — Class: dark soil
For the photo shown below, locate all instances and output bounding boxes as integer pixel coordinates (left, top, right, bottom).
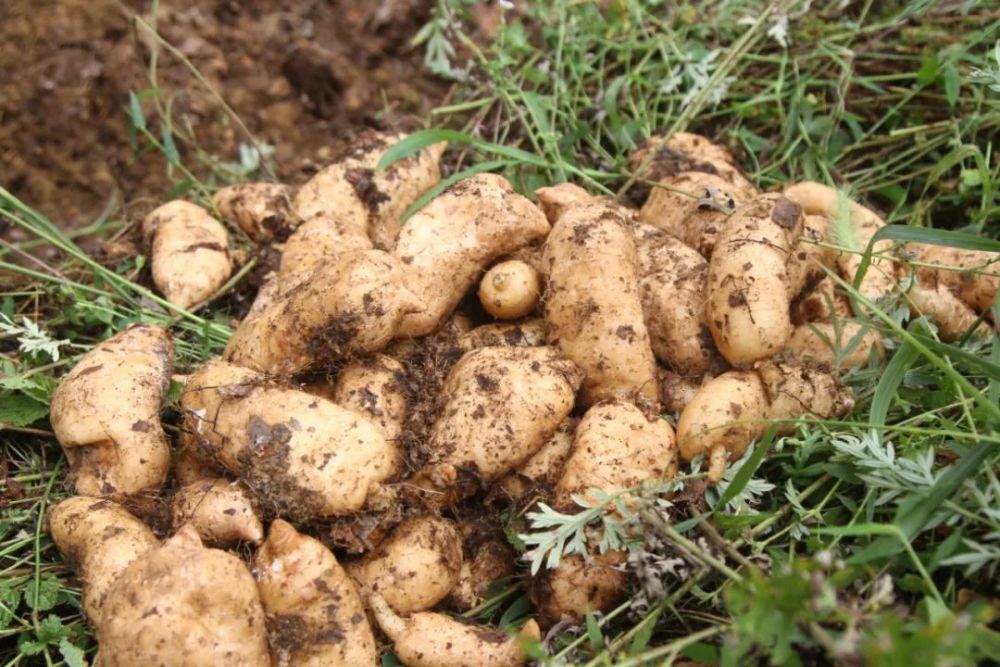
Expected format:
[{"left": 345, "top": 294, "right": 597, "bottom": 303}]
[{"left": 0, "top": 0, "right": 450, "bottom": 234}]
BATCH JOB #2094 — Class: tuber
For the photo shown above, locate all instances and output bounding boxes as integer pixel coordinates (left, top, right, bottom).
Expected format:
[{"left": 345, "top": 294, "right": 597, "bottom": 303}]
[{"left": 50, "top": 324, "right": 173, "bottom": 498}]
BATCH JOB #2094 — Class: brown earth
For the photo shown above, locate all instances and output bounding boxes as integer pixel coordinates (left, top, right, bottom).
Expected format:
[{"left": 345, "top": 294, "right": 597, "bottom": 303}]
[{"left": 0, "top": 0, "right": 455, "bottom": 234}]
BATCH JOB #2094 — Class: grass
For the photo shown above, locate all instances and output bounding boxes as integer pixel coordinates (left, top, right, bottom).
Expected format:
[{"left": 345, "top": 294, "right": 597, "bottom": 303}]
[{"left": 2, "top": 0, "right": 1000, "bottom": 665}]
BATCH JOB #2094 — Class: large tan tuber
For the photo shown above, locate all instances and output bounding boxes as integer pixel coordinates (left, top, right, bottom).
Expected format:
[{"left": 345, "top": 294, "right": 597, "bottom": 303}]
[
  {"left": 417, "top": 346, "right": 582, "bottom": 495},
  {"left": 50, "top": 324, "right": 173, "bottom": 498},
  {"left": 182, "top": 359, "right": 398, "bottom": 520},
  {"left": 707, "top": 194, "right": 803, "bottom": 366},
  {"left": 255, "top": 520, "right": 377, "bottom": 667},
  {"left": 543, "top": 199, "right": 659, "bottom": 406},
  {"left": 97, "top": 526, "right": 270, "bottom": 667},
  {"left": 906, "top": 281, "right": 991, "bottom": 341},
  {"left": 225, "top": 249, "right": 422, "bottom": 375},
  {"left": 909, "top": 243, "right": 999, "bottom": 312},
  {"left": 171, "top": 478, "right": 264, "bottom": 546},
  {"left": 370, "top": 593, "right": 541, "bottom": 667},
  {"left": 143, "top": 200, "right": 232, "bottom": 309},
  {"left": 393, "top": 173, "right": 550, "bottom": 337},
  {"left": 47, "top": 497, "right": 158, "bottom": 629},
  {"left": 279, "top": 132, "right": 445, "bottom": 287},
  {"left": 346, "top": 515, "right": 463, "bottom": 614}
]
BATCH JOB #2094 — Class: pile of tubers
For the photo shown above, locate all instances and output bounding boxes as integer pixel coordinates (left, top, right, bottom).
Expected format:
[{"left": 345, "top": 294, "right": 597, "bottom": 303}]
[{"left": 46, "top": 130, "right": 998, "bottom": 666}]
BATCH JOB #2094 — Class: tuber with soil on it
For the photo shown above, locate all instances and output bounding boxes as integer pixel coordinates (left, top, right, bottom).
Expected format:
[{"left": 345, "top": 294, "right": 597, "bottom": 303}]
[
  {"left": 49, "top": 324, "right": 174, "bottom": 500},
  {"left": 143, "top": 200, "right": 233, "bottom": 310},
  {"left": 181, "top": 358, "right": 399, "bottom": 520},
  {"left": 96, "top": 525, "right": 271, "bottom": 667}
]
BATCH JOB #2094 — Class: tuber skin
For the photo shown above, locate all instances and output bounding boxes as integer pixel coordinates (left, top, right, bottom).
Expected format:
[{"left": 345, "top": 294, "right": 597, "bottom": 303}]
[
  {"left": 676, "top": 370, "right": 769, "bottom": 482},
  {"left": 909, "top": 243, "right": 999, "bottom": 312},
  {"left": 638, "top": 171, "right": 757, "bottom": 257},
  {"left": 707, "top": 194, "right": 803, "bottom": 366},
  {"left": 417, "top": 346, "right": 583, "bottom": 495},
  {"left": 786, "top": 322, "right": 885, "bottom": 370},
  {"left": 50, "top": 324, "right": 173, "bottom": 499},
  {"left": 143, "top": 200, "right": 232, "bottom": 309},
  {"left": 534, "top": 182, "right": 593, "bottom": 224},
  {"left": 369, "top": 593, "right": 541, "bottom": 667},
  {"left": 277, "top": 216, "right": 374, "bottom": 292},
  {"left": 756, "top": 358, "right": 855, "bottom": 435},
  {"left": 171, "top": 478, "right": 264, "bottom": 546},
  {"left": 47, "top": 497, "right": 159, "bottom": 630},
  {"left": 278, "top": 131, "right": 445, "bottom": 291},
  {"left": 497, "top": 418, "right": 577, "bottom": 500},
  {"left": 457, "top": 318, "right": 547, "bottom": 351},
  {"left": 633, "top": 223, "right": 726, "bottom": 376},
  {"left": 478, "top": 260, "right": 541, "bottom": 320},
  {"left": 906, "top": 281, "right": 991, "bottom": 342},
  {"left": 212, "top": 182, "right": 296, "bottom": 243},
  {"left": 554, "top": 400, "right": 677, "bottom": 509},
  {"left": 530, "top": 552, "right": 628, "bottom": 627},
  {"left": 332, "top": 353, "right": 408, "bottom": 442},
  {"left": 393, "top": 173, "right": 551, "bottom": 337},
  {"left": 783, "top": 181, "right": 896, "bottom": 303},
  {"left": 346, "top": 515, "right": 463, "bottom": 614},
  {"left": 543, "top": 199, "right": 660, "bottom": 406},
  {"left": 293, "top": 131, "right": 446, "bottom": 252},
  {"left": 181, "top": 359, "right": 398, "bottom": 520},
  {"left": 254, "top": 520, "right": 377, "bottom": 667},
  {"left": 97, "top": 525, "right": 270, "bottom": 667},
  {"left": 225, "top": 249, "right": 422, "bottom": 376}
]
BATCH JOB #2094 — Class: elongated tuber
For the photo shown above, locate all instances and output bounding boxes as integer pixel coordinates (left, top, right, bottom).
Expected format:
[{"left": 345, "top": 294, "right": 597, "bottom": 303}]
[
  {"left": 50, "top": 324, "right": 173, "bottom": 498},
  {"left": 47, "top": 497, "right": 158, "bottom": 629},
  {"left": 707, "top": 194, "right": 803, "bottom": 365},
  {"left": 543, "top": 199, "right": 659, "bottom": 405},
  {"left": 393, "top": 173, "right": 550, "bottom": 337},
  {"left": 225, "top": 249, "right": 422, "bottom": 375},
  {"left": 143, "top": 200, "right": 232, "bottom": 309}
]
